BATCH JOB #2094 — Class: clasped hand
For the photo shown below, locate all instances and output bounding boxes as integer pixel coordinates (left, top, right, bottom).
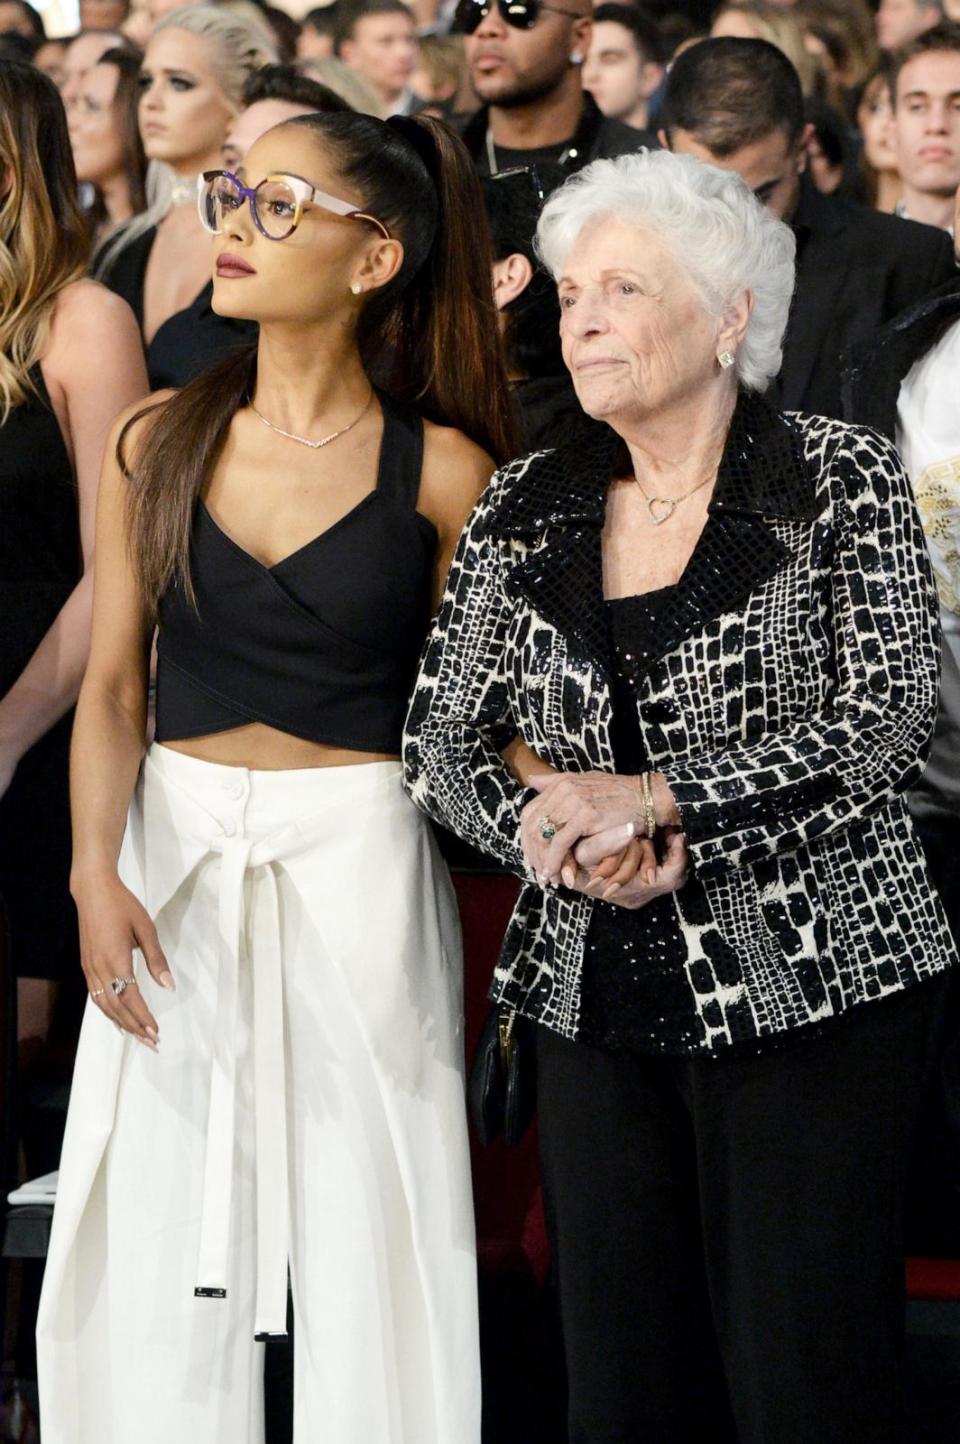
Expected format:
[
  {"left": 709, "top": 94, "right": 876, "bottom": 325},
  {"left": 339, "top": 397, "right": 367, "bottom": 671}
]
[{"left": 519, "top": 770, "right": 689, "bottom": 910}]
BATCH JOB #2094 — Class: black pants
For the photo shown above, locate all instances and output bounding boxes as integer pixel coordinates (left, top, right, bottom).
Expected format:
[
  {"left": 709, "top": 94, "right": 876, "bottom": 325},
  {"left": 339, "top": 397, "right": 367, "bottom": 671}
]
[
  {"left": 536, "top": 975, "right": 951, "bottom": 1444},
  {"left": 907, "top": 813, "right": 960, "bottom": 1254}
]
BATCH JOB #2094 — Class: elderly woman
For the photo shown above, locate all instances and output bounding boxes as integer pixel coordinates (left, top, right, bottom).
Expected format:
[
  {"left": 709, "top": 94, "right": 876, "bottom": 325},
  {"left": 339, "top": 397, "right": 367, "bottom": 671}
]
[{"left": 404, "top": 149, "right": 958, "bottom": 1444}]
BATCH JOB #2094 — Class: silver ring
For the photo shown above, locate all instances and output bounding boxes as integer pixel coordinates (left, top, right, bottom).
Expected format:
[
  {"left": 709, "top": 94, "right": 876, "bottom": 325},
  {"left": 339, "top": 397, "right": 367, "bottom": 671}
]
[
  {"left": 538, "top": 816, "right": 557, "bottom": 841},
  {"left": 110, "top": 975, "right": 136, "bottom": 997}
]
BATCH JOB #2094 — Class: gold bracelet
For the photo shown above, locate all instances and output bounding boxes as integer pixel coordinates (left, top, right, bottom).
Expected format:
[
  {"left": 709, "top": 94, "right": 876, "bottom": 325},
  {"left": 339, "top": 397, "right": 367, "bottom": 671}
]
[
  {"left": 640, "top": 771, "right": 656, "bottom": 840},
  {"left": 633, "top": 774, "right": 649, "bottom": 838}
]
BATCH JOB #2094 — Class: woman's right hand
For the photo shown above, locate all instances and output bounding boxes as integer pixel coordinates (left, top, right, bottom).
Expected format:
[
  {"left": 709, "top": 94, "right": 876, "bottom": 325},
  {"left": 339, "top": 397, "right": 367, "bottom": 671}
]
[{"left": 73, "top": 872, "right": 174, "bottom": 1047}]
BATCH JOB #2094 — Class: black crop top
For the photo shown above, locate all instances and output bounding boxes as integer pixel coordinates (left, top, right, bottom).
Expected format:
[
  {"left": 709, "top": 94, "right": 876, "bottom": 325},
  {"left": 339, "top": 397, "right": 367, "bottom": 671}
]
[{"left": 154, "top": 393, "right": 437, "bottom": 753}]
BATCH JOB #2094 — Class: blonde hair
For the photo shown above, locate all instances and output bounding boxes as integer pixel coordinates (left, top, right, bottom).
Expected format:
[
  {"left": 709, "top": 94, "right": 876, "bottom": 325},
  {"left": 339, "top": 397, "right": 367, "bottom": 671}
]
[
  {"left": 97, "top": 6, "right": 277, "bottom": 276},
  {"left": 296, "top": 56, "right": 387, "bottom": 117},
  {"left": 154, "top": 4, "right": 278, "bottom": 108},
  {"left": 711, "top": 2, "right": 818, "bottom": 94},
  {"left": 0, "top": 62, "right": 88, "bottom": 421}
]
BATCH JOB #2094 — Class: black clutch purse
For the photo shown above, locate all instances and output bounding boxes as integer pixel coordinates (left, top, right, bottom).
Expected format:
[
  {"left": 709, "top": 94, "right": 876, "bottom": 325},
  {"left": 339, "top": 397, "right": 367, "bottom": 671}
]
[{"left": 468, "top": 1003, "right": 536, "bottom": 1147}]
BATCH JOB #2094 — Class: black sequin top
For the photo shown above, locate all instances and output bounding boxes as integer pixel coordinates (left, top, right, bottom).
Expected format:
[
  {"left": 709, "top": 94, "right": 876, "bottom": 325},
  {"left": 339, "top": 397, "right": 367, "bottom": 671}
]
[{"left": 578, "top": 587, "right": 705, "bottom": 1054}]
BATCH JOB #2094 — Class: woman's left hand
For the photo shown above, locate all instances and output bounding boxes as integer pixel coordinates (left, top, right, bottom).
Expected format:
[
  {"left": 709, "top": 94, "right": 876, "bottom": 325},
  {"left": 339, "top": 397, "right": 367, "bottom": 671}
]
[
  {"left": 521, "top": 770, "right": 679, "bottom": 885},
  {"left": 578, "top": 827, "right": 690, "bottom": 909}
]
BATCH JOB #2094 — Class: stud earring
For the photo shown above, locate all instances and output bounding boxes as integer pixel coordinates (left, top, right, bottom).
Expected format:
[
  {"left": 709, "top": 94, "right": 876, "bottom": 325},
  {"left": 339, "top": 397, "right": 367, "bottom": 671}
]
[
  {"left": 570, "top": 51, "right": 583, "bottom": 63},
  {"left": 350, "top": 282, "right": 363, "bottom": 295},
  {"left": 718, "top": 350, "right": 735, "bottom": 370}
]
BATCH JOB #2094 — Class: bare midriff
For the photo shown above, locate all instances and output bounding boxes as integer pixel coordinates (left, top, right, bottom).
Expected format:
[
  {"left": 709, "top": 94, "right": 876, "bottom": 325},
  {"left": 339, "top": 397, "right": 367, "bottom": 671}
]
[{"left": 158, "top": 722, "right": 399, "bottom": 771}]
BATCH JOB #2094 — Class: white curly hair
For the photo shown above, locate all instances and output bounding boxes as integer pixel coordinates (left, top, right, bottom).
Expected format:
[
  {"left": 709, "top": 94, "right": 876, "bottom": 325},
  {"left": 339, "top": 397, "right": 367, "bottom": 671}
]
[{"left": 535, "top": 148, "right": 797, "bottom": 392}]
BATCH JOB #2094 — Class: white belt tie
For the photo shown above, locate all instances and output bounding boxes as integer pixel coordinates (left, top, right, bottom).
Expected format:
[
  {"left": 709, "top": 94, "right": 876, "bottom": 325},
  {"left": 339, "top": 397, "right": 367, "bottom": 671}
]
[{"left": 193, "top": 829, "right": 294, "bottom": 1340}]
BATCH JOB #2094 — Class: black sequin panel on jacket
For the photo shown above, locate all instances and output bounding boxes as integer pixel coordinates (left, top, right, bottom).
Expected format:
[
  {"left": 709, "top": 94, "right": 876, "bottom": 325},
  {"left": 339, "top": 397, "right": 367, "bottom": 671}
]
[{"left": 579, "top": 588, "right": 704, "bottom": 1054}]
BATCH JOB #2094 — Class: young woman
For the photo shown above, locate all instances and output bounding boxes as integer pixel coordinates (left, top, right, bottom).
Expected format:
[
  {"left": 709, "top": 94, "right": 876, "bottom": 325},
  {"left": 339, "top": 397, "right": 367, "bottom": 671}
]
[
  {"left": 857, "top": 67, "right": 903, "bottom": 214},
  {"left": 0, "top": 62, "right": 146, "bottom": 1072},
  {"left": 100, "top": 5, "right": 276, "bottom": 351},
  {"left": 37, "top": 111, "right": 517, "bottom": 1443},
  {"left": 69, "top": 48, "right": 148, "bottom": 256}
]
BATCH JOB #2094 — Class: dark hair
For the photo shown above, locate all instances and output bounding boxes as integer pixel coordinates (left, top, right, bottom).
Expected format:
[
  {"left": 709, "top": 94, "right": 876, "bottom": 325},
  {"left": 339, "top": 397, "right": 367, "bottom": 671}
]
[
  {"left": 803, "top": 94, "right": 849, "bottom": 169},
  {"left": 482, "top": 167, "right": 564, "bottom": 378},
  {"left": 591, "top": 4, "right": 664, "bottom": 65},
  {"left": 660, "top": 35, "right": 805, "bottom": 153},
  {"left": 0, "top": 0, "right": 44, "bottom": 40},
  {"left": 0, "top": 29, "right": 36, "bottom": 58},
  {"left": 891, "top": 20, "right": 960, "bottom": 105},
  {"left": 303, "top": 2, "right": 341, "bottom": 34},
  {"left": 242, "top": 59, "right": 352, "bottom": 110},
  {"left": 121, "top": 112, "right": 520, "bottom": 611},
  {"left": 336, "top": 0, "right": 413, "bottom": 48},
  {"left": 261, "top": 5, "right": 299, "bottom": 63},
  {"left": 94, "top": 48, "right": 148, "bottom": 219}
]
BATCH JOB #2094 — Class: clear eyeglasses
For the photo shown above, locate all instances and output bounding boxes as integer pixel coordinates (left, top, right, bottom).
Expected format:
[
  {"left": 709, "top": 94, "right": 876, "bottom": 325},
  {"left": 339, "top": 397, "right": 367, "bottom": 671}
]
[{"left": 197, "top": 169, "right": 391, "bottom": 243}]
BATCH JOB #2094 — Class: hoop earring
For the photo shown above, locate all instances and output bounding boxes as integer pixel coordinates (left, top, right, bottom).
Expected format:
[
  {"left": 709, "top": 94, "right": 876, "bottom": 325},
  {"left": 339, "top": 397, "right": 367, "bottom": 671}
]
[{"left": 718, "top": 350, "right": 735, "bottom": 370}]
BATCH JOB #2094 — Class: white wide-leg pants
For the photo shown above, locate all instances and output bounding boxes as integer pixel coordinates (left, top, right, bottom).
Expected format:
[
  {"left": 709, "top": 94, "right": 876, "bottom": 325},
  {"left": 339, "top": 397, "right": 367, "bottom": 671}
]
[{"left": 37, "top": 745, "right": 480, "bottom": 1444}]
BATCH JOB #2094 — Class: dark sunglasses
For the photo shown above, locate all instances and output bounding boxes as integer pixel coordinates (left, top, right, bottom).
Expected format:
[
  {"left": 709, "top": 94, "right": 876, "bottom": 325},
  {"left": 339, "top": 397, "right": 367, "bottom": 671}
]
[{"left": 454, "top": 0, "right": 582, "bottom": 32}]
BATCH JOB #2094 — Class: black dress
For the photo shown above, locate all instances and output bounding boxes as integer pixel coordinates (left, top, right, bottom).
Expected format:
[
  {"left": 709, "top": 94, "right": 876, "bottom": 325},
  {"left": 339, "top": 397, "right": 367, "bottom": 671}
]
[
  {"left": 0, "top": 367, "right": 81, "bottom": 980},
  {"left": 100, "top": 228, "right": 257, "bottom": 389}
]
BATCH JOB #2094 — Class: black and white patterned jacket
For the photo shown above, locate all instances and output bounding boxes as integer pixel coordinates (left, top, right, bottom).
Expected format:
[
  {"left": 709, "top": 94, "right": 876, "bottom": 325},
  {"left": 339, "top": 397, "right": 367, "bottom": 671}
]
[{"left": 403, "top": 394, "right": 958, "bottom": 1049}]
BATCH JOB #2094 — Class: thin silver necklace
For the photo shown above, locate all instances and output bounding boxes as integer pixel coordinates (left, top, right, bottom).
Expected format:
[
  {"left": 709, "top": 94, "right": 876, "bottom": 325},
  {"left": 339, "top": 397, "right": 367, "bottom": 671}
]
[
  {"left": 632, "top": 471, "right": 714, "bottom": 526},
  {"left": 248, "top": 389, "right": 374, "bottom": 450}
]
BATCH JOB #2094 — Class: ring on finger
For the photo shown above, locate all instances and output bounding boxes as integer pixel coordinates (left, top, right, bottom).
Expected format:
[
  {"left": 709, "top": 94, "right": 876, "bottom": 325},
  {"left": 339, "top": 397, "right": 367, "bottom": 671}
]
[
  {"left": 538, "top": 815, "right": 557, "bottom": 841},
  {"left": 89, "top": 986, "right": 106, "bottom": 998},
  {"left": 110, "top": 975, "right": 137, "bottom": 997}
]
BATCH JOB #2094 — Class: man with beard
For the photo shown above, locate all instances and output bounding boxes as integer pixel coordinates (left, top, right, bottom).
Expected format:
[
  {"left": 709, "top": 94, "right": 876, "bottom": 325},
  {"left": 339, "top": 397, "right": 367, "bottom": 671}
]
[{"left": 453, "top": 0, "right": 655, "bottom": 177}]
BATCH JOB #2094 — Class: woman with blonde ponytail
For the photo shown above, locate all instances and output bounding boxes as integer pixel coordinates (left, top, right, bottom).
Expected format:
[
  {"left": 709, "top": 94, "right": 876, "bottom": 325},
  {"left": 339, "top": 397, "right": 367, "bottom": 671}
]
[
  {"left": 0, "top": 62, "right": 146, "bottom": 1078},
  {"left": 38, "top": 110, "right": 518, "bottom": 1441}
]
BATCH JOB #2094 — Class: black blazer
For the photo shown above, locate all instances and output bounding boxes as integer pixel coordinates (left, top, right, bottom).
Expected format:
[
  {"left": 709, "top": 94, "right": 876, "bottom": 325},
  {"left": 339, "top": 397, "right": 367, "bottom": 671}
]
[
  {"left": 841, "top": 276, "right": 960, "bottom": 438},
  {"left": 403, "top": 394, "right": 957, "bottom": 1051},
  {"left": 776, "top": 182, "right": 956, "bottom": 419}
]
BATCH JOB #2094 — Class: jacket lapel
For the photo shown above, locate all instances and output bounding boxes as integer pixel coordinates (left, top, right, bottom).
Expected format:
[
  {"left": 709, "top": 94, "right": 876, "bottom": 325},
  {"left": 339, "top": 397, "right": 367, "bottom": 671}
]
[
  {"left": 496, "top": 422, "right": 615, "bottom": 677},
  {"left": 488, "top": 394, "right": 820, "bottom": 673}
]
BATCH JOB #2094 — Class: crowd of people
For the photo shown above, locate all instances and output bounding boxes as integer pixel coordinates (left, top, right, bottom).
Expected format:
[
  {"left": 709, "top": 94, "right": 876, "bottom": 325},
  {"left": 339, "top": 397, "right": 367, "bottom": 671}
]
[{"left": 1, "top": 0, "right": 959, "bottom": 1440}]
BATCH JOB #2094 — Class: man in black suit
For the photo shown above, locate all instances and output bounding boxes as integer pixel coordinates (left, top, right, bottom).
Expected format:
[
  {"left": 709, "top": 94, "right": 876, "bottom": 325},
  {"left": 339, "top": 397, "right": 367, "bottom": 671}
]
[
  {"left": 452, "top": 0, "right": 656, "bottom": 177},
  {"left": 659, "top": 37, "right": 956, "bottom": 418}
]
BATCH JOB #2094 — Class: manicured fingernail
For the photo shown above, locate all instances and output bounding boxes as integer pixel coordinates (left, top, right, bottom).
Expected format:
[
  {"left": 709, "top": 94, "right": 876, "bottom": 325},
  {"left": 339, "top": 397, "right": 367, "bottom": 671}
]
[
  {"left": 645, "top": 869, "right": 656, "bottom": 885},
  {"left": 603, "top": 884, "right": 620, "bottom": 899},
  {"left": 145, "top": 1026, "right": 158, "bottom": 1042},
  {"left": 159, "top": 971, "right": 176, "bottom": 991},
  {"left": 622, "top": 822, "right": 635, "bottom": 838},
  {"left": 562, "top": 867, "right": 575, "bottom": 888},
  {"left": 138, "top": 1036, "right": 158, "bottom": 1053}
]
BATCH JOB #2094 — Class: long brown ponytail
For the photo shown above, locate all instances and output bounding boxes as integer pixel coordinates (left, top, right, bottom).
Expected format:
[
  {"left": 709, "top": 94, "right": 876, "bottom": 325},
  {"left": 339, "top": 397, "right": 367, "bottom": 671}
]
[{"left": 122, "top": 112, "right": 521, "bottom": 612}]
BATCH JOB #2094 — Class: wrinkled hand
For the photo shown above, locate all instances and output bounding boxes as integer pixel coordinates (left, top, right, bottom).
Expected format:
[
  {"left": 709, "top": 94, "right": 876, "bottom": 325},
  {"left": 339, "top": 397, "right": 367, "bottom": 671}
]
[
  {"left": 73, "top": 871, "right": 176, "bottom": 1049},
  {"left": 520, "top": 770, "right": 650, "bottom": 885}
]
